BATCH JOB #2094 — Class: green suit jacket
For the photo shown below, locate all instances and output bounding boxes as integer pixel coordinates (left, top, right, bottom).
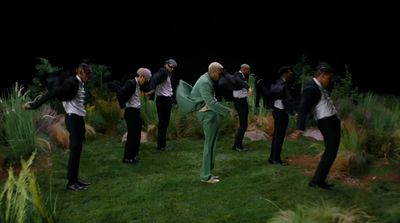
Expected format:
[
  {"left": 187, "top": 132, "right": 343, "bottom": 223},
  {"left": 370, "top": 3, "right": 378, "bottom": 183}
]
[{"left": 176, "top": 73, "right": 231, "bottom": 117}]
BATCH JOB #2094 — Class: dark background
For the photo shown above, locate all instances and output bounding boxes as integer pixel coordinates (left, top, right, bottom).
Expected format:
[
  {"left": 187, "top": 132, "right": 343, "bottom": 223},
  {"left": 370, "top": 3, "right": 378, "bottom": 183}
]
[{"left": 2, "top": 4, "right": 399, "bottom": 95}]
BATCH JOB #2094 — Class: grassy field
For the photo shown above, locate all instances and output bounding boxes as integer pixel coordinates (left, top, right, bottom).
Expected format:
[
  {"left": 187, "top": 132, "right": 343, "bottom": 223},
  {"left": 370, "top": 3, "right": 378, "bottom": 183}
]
[{"left": 20, "top": 135, "right": 400, "bottom": 222}]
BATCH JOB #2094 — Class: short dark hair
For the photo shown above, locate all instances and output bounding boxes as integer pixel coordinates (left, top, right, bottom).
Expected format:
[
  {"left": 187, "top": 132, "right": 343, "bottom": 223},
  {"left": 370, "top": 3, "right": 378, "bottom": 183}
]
[
  {"left": 77, "top": 63, "right": 92, "bottom": 74},
  {"left": 165, "top": 59, "right": 178, "bottom": 68},
  {"left": 315, "top": 62, "right": 333, "bottom": 74},
  {"left": 278, "top": 65, "right": 293, "bottom": 75}
]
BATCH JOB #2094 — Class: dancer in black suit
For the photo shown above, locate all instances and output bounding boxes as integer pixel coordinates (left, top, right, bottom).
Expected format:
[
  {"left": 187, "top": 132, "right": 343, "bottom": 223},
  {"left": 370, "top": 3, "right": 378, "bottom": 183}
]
[
  {"left": 232, "top": 64, "right": 252, "bottom": 152},
  {"left": 148, "top": 59, "right": 177, "bottom": 151},
  {"left": 289, "top": 62, "right": 340, "bottom": 190},
  {"left": 118, "top": 68, "right": 152, "bottom": 164},
  {"left": 268, "top": 66, "right": 296, "bottom": 165},
  {"left": 24, "top": 63, "right": 92, "bottom": 192}
]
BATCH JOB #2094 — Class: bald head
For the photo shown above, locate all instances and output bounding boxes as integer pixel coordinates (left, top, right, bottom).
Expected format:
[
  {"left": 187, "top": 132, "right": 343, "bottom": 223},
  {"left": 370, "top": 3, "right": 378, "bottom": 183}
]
[{"left": 208, "top": 62, "right": 224, "bottom": 81}]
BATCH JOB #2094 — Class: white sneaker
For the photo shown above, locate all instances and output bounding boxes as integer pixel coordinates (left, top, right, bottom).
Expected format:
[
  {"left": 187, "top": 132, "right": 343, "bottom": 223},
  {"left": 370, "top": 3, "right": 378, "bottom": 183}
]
[{"left": 201, "top": 178, "right": 220, "bottom": 184}]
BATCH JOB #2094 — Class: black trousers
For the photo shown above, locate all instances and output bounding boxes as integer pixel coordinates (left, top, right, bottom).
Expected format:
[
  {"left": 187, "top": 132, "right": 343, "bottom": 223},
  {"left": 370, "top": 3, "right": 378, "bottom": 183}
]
[
  {"left": 65, "top": 114, "right": 86, "bottom": 184},
  {"left": 312, "top": 115, "right": 341, "bottom": 183},
  {"left": 156, "top": 96, "right": 172, "bottom": 148},
  {"left": 124, "top": 107, "right": 142, "bottom": 159},
  {"left": 233, "top": 98, "right": 248, "bottom": 148},
  {"left": 270, "top": 108, "right": 289, "bottom": 161}
]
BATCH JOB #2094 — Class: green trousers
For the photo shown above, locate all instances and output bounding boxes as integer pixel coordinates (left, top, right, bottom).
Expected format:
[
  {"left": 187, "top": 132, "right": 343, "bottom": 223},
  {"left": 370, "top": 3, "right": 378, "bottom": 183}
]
[{"left": 198, "top": 111, "right": 219, "bottom": 181}]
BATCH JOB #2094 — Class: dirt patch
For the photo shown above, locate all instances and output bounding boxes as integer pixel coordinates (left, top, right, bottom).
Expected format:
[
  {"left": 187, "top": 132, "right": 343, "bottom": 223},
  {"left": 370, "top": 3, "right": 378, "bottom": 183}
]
[{"left": 289, "top": 155, "right": 400, "bottom": 188}]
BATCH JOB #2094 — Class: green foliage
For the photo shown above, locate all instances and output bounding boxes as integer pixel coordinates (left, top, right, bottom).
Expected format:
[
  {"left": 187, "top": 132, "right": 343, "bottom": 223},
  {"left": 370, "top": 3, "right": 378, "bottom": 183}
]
[
  {"left": 381, "top": 202, "right": 400, "bottom": 223},
  {"left": 85, "top": 110, "right": 107, "bottom": 133},
  {"left": 248, "top": 75, "right": 256, "bottom": 111},
  {"left": 28, "top": 58, "right": 62, "bottom": 100},
  {"left": 384, "top": 130, "right": 400, "bottom": 163},
  {"left": 27, "top": 78, "right": 46, "bottom": 102},
  {"left": 269, "top": 202, "right": 375, "bottom": 223},
  {"left": 32, "top": 136, "right": 400, "bottom": 222},
  {"left": 247, "top": 76, "right": 266, "bottom": 116},
  {"left": 347, "top": 92, "right": 400, "bottom": 162},
  {"left": 85, "top": 63, "right": 113, "bottom": 100},
  {"left": 218, "top": 105, "right": 237, "bottom": 137},
  {"left": 168, "top": 107, "right": 203, "bottom": 139},
  {"left": 34, "top": 58, "right": 61, "bottom": 78},
  {"left": 332, "top": 65, "right": 359, "bottom": 102},
  {"left": 86, "top": 64, "right": 112, "bottom": 89},
  {"left": 335, "top": 97, "right": 355, "bottom": 120},
  {"left": 140, "top": 95, "right": 158, "bottom": 128},
  {"left": 27, "top": 58, "right": 64, "bottom": 112},
  {"left": 1, "top": 83, "right": 38, "bottom": 163},
  {"left": 85, "top": 99, "right": 122, "bottom": 134},
  {"left": 341, "top": 130, "right": 365, "bottom": 153},
  {"left": 293, "top": 55, "right": 314, "bottom": 90},
  {"left": 0, "top": 152, "right": 57, "bottom": 223}
]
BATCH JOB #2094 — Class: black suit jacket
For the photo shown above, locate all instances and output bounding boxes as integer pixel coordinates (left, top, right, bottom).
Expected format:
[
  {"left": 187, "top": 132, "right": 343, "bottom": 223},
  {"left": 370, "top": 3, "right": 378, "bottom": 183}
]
[
  {"left": 31, "top": 76, "right": 80, "bottom": 109},
  {"left": 233, "top": 71, "right": 249, "bottom": 90},
  {"left": 149, "top": 67, "right": 169, "bottom": 91},
  {"left": 272, "top": 78, "right": 298, "bottom": 115},
  {"left": 296, "top": 79, "right": 322, "bottom": 131}
]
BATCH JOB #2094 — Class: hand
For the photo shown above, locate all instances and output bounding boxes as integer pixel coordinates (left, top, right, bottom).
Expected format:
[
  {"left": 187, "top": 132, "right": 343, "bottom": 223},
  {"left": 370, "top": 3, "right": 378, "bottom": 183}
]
[
  {"left": 288, "top": 130, "right": 304, "bottom": 140},
  {"left": 248, "top": 87, "right": 253, "bottom": 96},
  {"left": 22, "top": 102, "right": 32, "bottom": 110},
  {"left": 144, "top": 91, "right": 153, "bottom": 96}
]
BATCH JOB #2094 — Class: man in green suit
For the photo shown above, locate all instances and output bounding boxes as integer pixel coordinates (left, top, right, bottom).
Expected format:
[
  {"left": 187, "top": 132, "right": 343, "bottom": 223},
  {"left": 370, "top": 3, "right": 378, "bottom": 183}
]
[{"left": 177, "top": 62, "right": 232, "bottom": 183}]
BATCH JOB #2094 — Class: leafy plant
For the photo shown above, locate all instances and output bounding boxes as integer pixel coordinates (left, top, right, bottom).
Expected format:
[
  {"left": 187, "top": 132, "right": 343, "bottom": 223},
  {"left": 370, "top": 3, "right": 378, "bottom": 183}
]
[
  {"left": 331, "top": 65, "right": 359, "bottom": 102},
  {"left": 27, "top": 58, "right": 62, "bottom": 101},
  {"left": 0, "top": 152, "right": 57, "bottom": 223},
  {"left": 293, "top": 55, "right": 314, "bottom": 90},
  {"left": 1, "top": 83, "right": 38, "bottom": 163}
]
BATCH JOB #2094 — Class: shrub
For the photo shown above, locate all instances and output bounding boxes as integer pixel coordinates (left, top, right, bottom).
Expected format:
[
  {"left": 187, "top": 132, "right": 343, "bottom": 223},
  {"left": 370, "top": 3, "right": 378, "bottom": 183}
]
[
  {"left": 1, "top": 83, "right": 38, "bottom": 163},
  {"left": 0, "top": 152, "right": 57, "bottom": 223}
]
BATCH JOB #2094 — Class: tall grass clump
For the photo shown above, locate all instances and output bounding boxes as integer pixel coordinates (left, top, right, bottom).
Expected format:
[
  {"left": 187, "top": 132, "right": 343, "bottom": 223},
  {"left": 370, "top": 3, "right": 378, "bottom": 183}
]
[
  {"left": 168, "top": 108, "right": 203, "bottom": 139},
  {"left": 1, "top": 83, "right": 38, "bottom": 163},
  {"left": 335, "top": 128, "right": 370, "bottom": 175},
  {"left": 269, "top": 202, "right": 375, "bottom": 223},
  {"left": 140, "top": 95, "right": 158, "bottom": 128},
  {"left": 0, "top": 152, "right": 57, "bottom": 223},
  {"left": 356, "top": 93, "right": 400, "bottom": 161},
  {"left": 335, "top": 97, "right": 355, "bottom": 120},
  {"left": 85, "top": 98, "right": 121, "bottom": 135}
]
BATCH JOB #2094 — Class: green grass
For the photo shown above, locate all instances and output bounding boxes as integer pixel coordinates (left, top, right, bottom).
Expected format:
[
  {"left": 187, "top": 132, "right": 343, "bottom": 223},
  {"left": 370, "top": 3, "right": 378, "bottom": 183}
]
[{"left": 23, "top": 136, "right": 400, "bottom": 222}]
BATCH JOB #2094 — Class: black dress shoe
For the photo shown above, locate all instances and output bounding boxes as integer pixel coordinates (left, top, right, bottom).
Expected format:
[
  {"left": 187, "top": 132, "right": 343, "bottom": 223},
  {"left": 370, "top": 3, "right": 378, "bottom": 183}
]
[
  {"left": 268, "top": 158, "right": 288, "bottom": 165},
  {"left": 157, "top": 145, "right": 172, "bottom": 151},
  {"left": 77, "top": 179, "right": 91, "bottom": 187},
  {"left": 122, "top": 158, "right": 134, "bottom": 163},
  {"left": 133, "top": 156, "right": 140, "bottom": 163},
  {"left": 122, "top": 158, "right": 139, "bottom": 164},
  {"left": 232, "top": 146, "right": 248, "bottom": 152},
  {"left": 66, "top": 183, "right": 87, "bottom": 191},
  {"left": 320, "top": 182, "right": 334, "bottom": 188},
  {"left": 308, "top": 181, "right": 333, "bottom": 190}
]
